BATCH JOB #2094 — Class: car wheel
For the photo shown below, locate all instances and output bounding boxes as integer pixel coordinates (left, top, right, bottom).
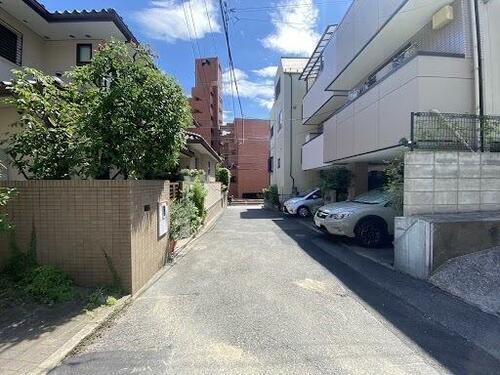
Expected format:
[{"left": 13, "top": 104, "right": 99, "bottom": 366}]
[
  {"left": 354, "top": 219, "right": 387, "bottom": 248},
  {"left": 297, "top": 206, "right": 310, "bottom": 218}
]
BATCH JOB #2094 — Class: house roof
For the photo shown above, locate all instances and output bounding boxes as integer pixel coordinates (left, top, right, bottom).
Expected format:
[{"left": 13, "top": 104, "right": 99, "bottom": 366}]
[
  {"left": 186, "top": 132, "right": 222, "bottom": 162},
  {"left": 0, "top": 0, "right": 137, "bottom": 43}
]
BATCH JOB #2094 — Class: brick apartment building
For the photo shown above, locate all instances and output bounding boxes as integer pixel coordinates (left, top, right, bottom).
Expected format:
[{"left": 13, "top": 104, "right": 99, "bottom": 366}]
[
  {"left": 221, "top": 118, "right": 270, "bottom": 199},
  {"left": 189, "top": 57, "right": 223, "bottom": 153}
]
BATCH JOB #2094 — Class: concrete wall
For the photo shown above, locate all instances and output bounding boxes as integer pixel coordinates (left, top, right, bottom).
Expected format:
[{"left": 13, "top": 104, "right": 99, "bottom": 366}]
[
  {"left": 404, "top": 151, "right": 500, "bottom": 216},
  {"left": 302, "top": 134, "right": 329, "bottom": 171},
  {"left": 323, "top": 55, "right": 473, "bottom": 163},
  {"left": 395, "top": 212, "right": 500, "bottom": 279},
  {"left": 0, "top": 180, "right": 170, "bottom": 294}
]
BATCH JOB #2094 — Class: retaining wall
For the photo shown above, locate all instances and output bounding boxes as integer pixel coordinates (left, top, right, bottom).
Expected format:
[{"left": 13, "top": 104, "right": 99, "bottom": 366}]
[{"left": 404, "top": 152, "right": 500, "bottom": 216}]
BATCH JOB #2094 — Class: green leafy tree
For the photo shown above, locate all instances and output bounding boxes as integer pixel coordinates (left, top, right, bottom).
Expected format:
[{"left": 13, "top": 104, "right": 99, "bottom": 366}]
[
  {"left": 5, "top": 68, "right": 84, "bottom": 179},
  {"left": 384, "top": 153, "right": 405, "bottom": 211},
  {"left": 215, "top": 165, "right": 231, "bottom": 191},
  {"left": 320, "top": 167, "right": 352, "bottom": 201},
  {"left": 6, "top": 41, "right": 191, "bottom": 180},
  {"left": 70, "top": 40, "right": 192, "bottom": 179}
]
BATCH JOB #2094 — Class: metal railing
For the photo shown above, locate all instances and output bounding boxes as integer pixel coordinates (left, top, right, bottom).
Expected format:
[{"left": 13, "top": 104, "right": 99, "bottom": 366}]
[{"left": 411, "top": 112, "right": 500, "bottom": 152}]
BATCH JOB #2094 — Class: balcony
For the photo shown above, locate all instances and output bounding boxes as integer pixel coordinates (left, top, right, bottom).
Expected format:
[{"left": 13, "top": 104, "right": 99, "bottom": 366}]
[
  {"left": 322, "top": 53, "right": 473, "bottom": 163},
  {"left": 302, "top": 134, "right": 330, "bottom": 171},
  {"left": 326, "top": 0, "right": 454, "bottom": 92},
  {"left": 302, "top": 0, "right": 454, "bottom": 125}
]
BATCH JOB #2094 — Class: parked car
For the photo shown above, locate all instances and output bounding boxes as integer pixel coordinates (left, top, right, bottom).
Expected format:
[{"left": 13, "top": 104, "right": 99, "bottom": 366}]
[
  {"left": 283, "top": 188, "right": 323, "bottom": 218},
  {"left": 314, "top": 189, "right": 400, "bottom": 248}
]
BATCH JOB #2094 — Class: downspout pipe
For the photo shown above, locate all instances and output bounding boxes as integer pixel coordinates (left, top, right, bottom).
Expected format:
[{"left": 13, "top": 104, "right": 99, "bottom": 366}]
[
  {"left": 287, "top": 73, "right": 296, "bottom": 194},
  {"left": 470, "top": 0, "right": 485, "bottom": 149}
]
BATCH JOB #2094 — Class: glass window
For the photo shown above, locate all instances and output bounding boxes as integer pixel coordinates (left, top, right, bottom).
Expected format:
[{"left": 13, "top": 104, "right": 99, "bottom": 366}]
[
  {"left": 0, "top": 21, "right": 22, "bottom": 65},
  {"left": 77, "top": 44, "right": 92, "bottom": 66},
  {"left": 278, "top": 110, "right": 283, "bottom": 131}
]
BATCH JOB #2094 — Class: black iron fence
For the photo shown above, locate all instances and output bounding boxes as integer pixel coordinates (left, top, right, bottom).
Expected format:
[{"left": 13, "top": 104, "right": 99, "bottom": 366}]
[{"left": 411, "top": 112, "right": 500, "bottom": 152}]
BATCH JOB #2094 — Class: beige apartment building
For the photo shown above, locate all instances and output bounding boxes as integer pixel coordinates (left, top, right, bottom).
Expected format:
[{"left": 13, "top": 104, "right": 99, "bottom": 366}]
[
  {"left": 300, "top": 0, "right": 500, "bottom": 196},
  {"left": 270, "top": 58, "right": 322, "bottom": 201},
  {"left": 0, "top": 0, "right": 136, "bottom": 180}
]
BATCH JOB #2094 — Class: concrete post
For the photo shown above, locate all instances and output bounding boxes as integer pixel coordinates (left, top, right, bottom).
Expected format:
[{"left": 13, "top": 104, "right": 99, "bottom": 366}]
[{"left": 348, "top": 163, "right": 369, "bottom": 200}]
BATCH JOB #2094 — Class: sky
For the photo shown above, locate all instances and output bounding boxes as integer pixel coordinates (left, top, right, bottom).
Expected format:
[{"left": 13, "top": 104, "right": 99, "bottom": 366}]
[{"left": 40, "top": 0, "right": 353, "bottom": 123}]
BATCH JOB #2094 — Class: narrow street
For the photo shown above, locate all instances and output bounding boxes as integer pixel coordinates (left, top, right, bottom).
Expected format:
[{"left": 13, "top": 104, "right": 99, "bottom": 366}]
[{"left": 52, "top": 206, "right": 500, "bottom": 375}]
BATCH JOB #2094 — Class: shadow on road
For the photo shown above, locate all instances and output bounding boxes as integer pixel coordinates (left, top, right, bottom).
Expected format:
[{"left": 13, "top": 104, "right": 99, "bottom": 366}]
[{"left": 253, "top": 207, "right": 500, "bottom": 375}]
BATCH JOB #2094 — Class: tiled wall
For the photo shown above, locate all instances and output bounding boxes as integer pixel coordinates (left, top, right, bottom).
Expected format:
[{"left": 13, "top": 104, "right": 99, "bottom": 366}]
[
  {"left": 404, "top": 151, "right": 500, "bottom": 216},
  {"left": 0, "top": 180, "right": 170, "bottom": 294}
]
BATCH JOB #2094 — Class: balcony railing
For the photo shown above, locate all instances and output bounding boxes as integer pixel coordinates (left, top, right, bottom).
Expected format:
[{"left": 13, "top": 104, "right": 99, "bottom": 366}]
[{"left": 411, "top": 112, "right": 500, "bottom": 152}]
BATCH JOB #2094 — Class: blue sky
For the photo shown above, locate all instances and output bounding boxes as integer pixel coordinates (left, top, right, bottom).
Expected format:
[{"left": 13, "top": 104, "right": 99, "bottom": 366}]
[{"left": 41, "top": 0, "right": 352, "bottom": 122}]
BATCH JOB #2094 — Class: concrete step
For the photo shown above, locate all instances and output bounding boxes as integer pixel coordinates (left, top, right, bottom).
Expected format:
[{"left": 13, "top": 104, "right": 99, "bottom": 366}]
[{"left": 230, "top": 199, "right": 264, "bottom": 206}]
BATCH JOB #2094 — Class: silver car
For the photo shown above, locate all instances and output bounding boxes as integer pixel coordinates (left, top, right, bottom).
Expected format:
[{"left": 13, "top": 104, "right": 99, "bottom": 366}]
[
  {"left": 314, "top": 189, "right": 400, "bottom": 248},
  {"left": 283, "top": 188, "right": 323, "bottom": 218}
]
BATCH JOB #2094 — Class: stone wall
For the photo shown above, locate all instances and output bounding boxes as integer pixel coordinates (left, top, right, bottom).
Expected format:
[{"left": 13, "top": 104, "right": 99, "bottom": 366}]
[
  {"left": 404, "top": 152, "right": 500, "bottom": 216},
  {"left": 0, "top": 181, "right": 170, "bottom": 294}
]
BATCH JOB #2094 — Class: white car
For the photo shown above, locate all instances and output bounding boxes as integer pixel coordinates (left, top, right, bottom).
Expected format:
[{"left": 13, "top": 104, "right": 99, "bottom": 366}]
[
  {"left": 314, "top": 189, "right": 400, "bottom": 248},
  {"left": 283, "top": 188, "right": 323, "bottom": 218}
]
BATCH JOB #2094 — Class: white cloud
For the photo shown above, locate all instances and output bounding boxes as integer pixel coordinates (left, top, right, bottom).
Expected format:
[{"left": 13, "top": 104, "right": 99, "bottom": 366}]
[
  {"left": 262, "top": 0, "right": 320, "bottom": 56},
  {"left": 252, "top": 66, "right": 278, "bottom": 78},
  {"left": 223, "top": 68, "right": 275, "bottom": 110},
  {"left": 136, "top": 0, "right": 220, "bottom": 42}
]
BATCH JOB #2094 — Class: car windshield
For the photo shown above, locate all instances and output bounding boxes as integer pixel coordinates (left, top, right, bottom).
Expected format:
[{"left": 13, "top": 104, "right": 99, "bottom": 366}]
[
  {"left": 298, "top": 188, "right": 319, "bottom": 198},
  {"left": 351, "top": 190, "right": 389, "bottom": 205}
]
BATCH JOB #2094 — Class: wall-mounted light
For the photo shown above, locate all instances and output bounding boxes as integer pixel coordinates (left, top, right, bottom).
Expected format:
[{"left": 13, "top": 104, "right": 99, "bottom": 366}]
[{"left": 433, "top": 5, "right": 454, "bottom": 30}]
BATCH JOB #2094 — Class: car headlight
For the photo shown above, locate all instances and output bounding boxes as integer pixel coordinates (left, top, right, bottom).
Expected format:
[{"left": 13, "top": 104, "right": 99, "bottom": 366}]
[{"left": 330, "top": 212, "right": 351, "bottom": 220}]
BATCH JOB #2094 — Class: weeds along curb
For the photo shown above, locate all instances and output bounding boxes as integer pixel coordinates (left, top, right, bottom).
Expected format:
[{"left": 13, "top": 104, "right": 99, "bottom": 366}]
[{"left": 31, "top": 295, "right": 131, "bottom": 375}]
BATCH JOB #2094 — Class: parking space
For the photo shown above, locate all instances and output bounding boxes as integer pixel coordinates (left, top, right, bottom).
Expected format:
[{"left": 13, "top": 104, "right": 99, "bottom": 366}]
[{"left": 293, "top": 215, "right": 395, "bottom": 268}]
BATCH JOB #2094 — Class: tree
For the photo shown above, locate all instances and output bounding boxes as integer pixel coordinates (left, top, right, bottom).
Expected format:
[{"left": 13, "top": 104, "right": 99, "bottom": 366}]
[
  {"left": 320, "top": 167, "right": 352, "bottom": 201},
  {"left": 5, "top": 68, "right": 85, "bottom": 179},
  {"left": 215, "top": 165, "right": 231, "bottom": 191},
  {"left": 6, "top": 41, "right": 192, "bottom": 180},
  {"left": 70, "top": 40, "right": 192, "bottom": 179}
]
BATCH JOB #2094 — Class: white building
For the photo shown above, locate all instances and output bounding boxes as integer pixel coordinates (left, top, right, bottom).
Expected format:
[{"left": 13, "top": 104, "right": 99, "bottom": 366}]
[
  {"left": 300, "top": 0, "right": 500, "bottom": 196},
  {"left": 269, "top": 58, "right": 322, "bottom": 201}
]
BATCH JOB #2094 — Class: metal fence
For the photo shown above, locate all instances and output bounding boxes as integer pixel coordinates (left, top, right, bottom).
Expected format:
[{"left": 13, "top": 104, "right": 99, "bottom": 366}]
[{"left": 411, "top": 112, "right": 500, "bottom": 152}]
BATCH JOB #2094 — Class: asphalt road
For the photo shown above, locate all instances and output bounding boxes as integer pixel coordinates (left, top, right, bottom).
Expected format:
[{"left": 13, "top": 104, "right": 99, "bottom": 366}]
[{"left": 51, "top": 206, "right": 500, "bottom": 375}]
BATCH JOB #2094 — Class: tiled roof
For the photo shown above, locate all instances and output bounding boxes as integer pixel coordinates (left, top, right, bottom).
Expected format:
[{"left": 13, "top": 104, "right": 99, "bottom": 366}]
[
  {"left": 186, "top": 132, "right": 222, "bottom": 162},
  {"left": 21, "top": 0, "right": 137, "bottom": 43}
]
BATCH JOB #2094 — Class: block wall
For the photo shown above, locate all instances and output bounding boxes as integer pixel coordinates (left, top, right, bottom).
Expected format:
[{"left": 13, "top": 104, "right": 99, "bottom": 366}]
[
  {"left": 0, "top": 180, "right": 170, "bottom": 294},
  {"left": 404, "top": 152, "right": 500, "bottom": 216}
]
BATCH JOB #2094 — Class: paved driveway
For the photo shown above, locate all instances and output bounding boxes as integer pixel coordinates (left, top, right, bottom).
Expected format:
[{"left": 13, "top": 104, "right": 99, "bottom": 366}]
[{"left": 52, "top": 206, "right": 500, "bottom": 375}]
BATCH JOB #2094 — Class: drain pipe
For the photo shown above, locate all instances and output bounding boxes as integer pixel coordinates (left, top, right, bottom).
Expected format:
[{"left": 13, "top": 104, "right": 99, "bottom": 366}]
[
  {"left": 470, "top": 0, "right": 485, "bottom": 149},
  {"left": 287, "top": 73, "right": 296, "bottom": 194}
]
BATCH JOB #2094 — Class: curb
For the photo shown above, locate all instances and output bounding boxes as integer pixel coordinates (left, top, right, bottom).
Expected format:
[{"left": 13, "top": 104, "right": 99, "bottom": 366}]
[{"left": 30, "top": 295, "right": 131, "bottom": 375}]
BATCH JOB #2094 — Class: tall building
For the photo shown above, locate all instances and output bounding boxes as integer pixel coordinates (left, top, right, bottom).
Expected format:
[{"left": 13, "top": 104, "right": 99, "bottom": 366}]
[
  {"left": 189, "top": 57, "right": 223, "bottom": 153},
  {"left": 269, "top": 58, "right": 322, "bottom": 202},
  {"left": 300, "top": 0, "right": 500, "bottom": 197},
  {"left": 221, "top": 118, "right": 270, "bottom": 199}
]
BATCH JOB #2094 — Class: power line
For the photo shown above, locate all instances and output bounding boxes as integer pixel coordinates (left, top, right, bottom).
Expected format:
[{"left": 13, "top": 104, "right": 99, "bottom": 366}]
[
  {"left": 229, "top": 1, "right": 352, "bottom": 13},
  {"left": 219, "top": 0, "right": 244, "bottom": 119}
]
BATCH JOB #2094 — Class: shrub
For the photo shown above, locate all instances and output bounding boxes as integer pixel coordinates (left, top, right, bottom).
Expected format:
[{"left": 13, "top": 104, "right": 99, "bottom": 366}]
[
  {"left": 86, "top": 287, "right": 119, "bottom": 311},
  {"left": 189, "top": 178, "right": 208, "bottom": 220},
  {"left": 22, "top": 265, "right": 76, "bottom": 304},
  {"left": 263, "top": 185, "right": 280, "bottom": 206},
  {"left": 384, "top": 152, "right": 405, "bottom": 211},
  {"left": 170, "top": 197, "right": 201, "bottom": 241},
  {"left": 215, "top": 166, "right": 231, "bottom": 191},
  {"left": 320, "top": 167, "right": 352, "bottom": 201}
]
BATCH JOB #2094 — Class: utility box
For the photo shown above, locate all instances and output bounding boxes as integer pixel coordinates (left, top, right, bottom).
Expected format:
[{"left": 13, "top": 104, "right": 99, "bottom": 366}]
[{"left": 433, "top": 5, "right": 454, "bottom": 30}]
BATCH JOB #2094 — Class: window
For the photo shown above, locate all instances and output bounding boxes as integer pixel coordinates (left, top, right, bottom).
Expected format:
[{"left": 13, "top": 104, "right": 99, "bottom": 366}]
[
  {"left": 270, "top": 126, "right": 274, "bottom": 138},
  {"left": 278, "top": 110, "right": 283, "bottom": 131},
  {"left": 76, "top": 44, "right": 93, "bottom": 66},
  {"left": 0, "top": 21, "right": 22, "bottom": 65},
  {"left": 277, "top": 158, "right": 281, "bottom": 169},
  {"left": 230, "top": 176, "right": 236, "bottom": 183},
  {"left": 274, "top": 78, "right": 281, "bottom": 100},
  {"left": 268, "top": 157, "right": 274, "bottom": 172}
]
